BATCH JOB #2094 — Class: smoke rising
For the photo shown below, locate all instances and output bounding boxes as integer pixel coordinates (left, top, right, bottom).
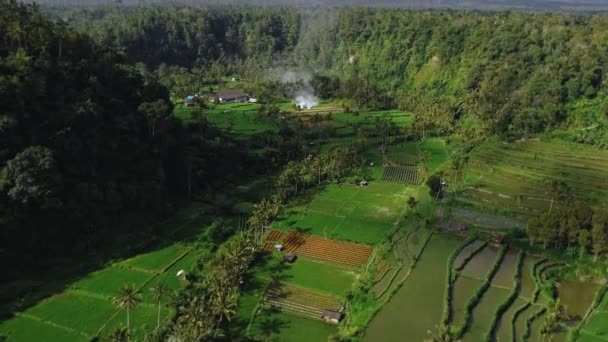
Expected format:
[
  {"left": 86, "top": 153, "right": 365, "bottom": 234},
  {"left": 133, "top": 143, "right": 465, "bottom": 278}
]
[
  {"left": 295, "top": 86, "right": 319, "bottom": 110},
  {"left": 281, "top": 70, "right": 319, "bottom": 110}
]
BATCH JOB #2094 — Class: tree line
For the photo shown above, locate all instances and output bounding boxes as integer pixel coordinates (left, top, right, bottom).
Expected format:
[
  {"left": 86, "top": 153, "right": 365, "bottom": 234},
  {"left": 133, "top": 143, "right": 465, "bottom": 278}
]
[{"left": 528, "top": 187, "right": 608, "bottom": 261}]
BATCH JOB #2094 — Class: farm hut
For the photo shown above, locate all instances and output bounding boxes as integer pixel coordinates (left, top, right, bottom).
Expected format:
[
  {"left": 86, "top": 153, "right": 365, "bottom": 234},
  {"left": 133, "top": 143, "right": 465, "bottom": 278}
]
[
  {"left": 284, "top": 253, "right": 297, "bottom": 263},
  {"left": 492, "top": 234, "right": 505, "bottom": 245},
  {"left": 213, "top": 89, "right": 249, "bottom": 104},
  {"left": 359, "top": 180, "right": 368, "bottom": 187},
  {"left": 321, "top": 310, "right": 344, "bottom": 324},
  {"left": 184, "top": 95, "right": 196, "bottom": 107},
  {"left": 249, "top": 98, "right": 258, "bottom": 103},
  {"left": 274, "top": 244, "right": 284, "bottom": 251},
  {"left": 378, "top": 144, "right": 387, "bottom": 154},
  {"left": 439, "top": 220, "right": 468, "bottom": 234},
  {"left": 176, "top": 269, "right": 188, "bottom": 281}
]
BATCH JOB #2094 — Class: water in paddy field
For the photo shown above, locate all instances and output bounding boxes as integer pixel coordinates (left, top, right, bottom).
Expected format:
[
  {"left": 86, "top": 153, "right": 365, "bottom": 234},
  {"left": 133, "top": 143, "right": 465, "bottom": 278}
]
[
  {"left": 492, "top": 250, "right": 519, "bottom": 288},
  {"left": 363, "top": 234, "right": 462, "bottom": 342},
  {"left": 461, "top": 245, "right": 499, "bottom": 279},
  {"left": 558, "top": 280, "right": 599, "bottom": 320},
  {"left": 453, "top": 240, "right": 485, "bottom": 270}
]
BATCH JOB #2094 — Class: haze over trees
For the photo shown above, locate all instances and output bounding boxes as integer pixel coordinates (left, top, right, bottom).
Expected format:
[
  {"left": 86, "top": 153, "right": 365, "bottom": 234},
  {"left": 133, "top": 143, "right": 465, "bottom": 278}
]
[{"left": 53, "top": 6, "right": 608, "bottom": 148}]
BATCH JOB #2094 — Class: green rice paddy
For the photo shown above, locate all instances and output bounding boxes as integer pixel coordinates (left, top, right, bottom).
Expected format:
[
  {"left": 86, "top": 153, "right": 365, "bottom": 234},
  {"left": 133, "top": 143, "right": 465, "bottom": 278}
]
[
  {"left": 458, "top": 138, "right": 608, "bottom": 217},
  {"left": 0, "top": 242, "right": 195, "bottom": 341},
  {"left": 364, "top": 234, "right": 462, "bottom": 342},
  {"left": 274, "top": 182, "right": 413, "bottom": 245},
  {"left": 282, "top": 258, "right": 357, "bottom": 297},
  {"left": 248, "top": 309, "right": 337, "bottom": 342}
]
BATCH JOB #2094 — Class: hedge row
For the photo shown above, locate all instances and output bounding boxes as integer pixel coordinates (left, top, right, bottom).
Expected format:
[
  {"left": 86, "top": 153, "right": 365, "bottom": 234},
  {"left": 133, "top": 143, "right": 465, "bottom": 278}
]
[
  {"left": 442, "top": 234, "right": 479, "bottom": 326},
  {"left": 521, "top": 306, "right": 547, "bottom": 341},
  {"left": 484, "top": 250, "right": 525, "bottom": 342},
  {"left": 454, "top": 240, "right": 488, "bottom": 272},
  {"left": 453, "top": 244, "right": 509, "bottom": 339},
  {"left": 536, "top": 262, "right": 563, "bottom": 304},
  {"left": 531, "top": 258, "right": 548, "bottom": 303}
]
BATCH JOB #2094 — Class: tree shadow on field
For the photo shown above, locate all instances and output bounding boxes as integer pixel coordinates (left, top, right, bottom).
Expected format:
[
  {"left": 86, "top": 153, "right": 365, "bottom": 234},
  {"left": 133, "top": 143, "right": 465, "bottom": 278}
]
[{"left": 256, "top": 308, "right": 290, "bottom": 339}]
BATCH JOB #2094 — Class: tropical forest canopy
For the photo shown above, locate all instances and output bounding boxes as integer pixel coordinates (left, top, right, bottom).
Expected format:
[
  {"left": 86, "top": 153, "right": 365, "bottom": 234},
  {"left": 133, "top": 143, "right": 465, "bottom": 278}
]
[{"left": 57, "top": 5, "right": 608, "bottom": 143}]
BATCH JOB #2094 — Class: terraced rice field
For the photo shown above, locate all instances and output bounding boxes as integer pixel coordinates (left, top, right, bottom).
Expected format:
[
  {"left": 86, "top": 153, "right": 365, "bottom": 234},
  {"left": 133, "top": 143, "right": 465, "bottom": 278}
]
[
  {"left": 451, "top": 276, "right": 484, "bottom": 327},
  {"left": 0, "top": 243, "right": 192, "bottom": 341},
  {"left": 296, "top": 235, "right": 373, "bottom": 268},
  {"left": 519, "top": 256, "right": 544, "bottom": 300},
  {"left": 558, "top": 280, "right": 599, "bottom": 320},
  {"left": 263, "top": 283, "right": 341, "bottom": 320},
  {"left": 381, "top": 165, "right": 421, "bottom": 184},
  {"left": 496, "top": 297, "right": 527, "bottom": 342},
  {"left": 464, "top": 286, "right": 512, "bottom": 342},
  {"left": 460, "top": 139, "right": 608, "bottom": 216},
  {"left": 460, "top": 246, "right": 499, "bottom": 279},
  {"left": 453, "top": 240, "right": 487, "bottom": 270},
  {"left": 365, "top": 234, "right": 462, "bottom": 341}
]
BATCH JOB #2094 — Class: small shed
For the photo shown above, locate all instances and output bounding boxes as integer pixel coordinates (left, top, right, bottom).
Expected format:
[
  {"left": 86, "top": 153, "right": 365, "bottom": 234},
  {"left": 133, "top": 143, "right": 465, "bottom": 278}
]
[
  {"left": 492, "top": 234, "right": 505, "bottom": 245},
  {"left": 176, "top": 269, "right": 188, "bottom": 281},
  {"left": 274, "top": 244, "right": 284, "bottom": 252},
  {"left": 214, "top": 89, "right": 249, "bottom": 104},
  {"left": 378, "top": 144, "right": 387, "bottom": 154},
  {"left": 184, "top": 95, "right": 196, "bottom": 107},
  {"left": 284, "top": 254, "right": 297, "bottom": 263},
  {"left": 359, "top": 180, "right": 368, "bottom": 187},
  {"left": 321, "top": 310, "right": 344, "bottom": 324}
]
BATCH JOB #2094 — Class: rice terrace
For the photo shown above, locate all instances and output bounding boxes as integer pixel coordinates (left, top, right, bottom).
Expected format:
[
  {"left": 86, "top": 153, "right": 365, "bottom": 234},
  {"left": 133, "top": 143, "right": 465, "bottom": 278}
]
[{"left": 3, "top": 1, "right": 608, "bottom": 342}]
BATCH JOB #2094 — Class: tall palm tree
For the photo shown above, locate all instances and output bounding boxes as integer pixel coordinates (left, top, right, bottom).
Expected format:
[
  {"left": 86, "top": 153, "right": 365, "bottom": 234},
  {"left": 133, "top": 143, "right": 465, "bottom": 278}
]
[
  {"left": 114, "top": 284, "right": 142, "bottom": 340},
  {"left": 152, "top": 282, "right": 169, "bottom": 329},
  {"left": 108, "top": 327, "right": 128, "bottom": 342}
]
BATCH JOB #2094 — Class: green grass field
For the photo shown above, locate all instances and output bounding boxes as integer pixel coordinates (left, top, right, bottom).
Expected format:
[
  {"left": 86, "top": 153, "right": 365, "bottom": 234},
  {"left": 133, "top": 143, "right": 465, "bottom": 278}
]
[{"left": 282, "top": 258, "right": 357, "bottom": 297}]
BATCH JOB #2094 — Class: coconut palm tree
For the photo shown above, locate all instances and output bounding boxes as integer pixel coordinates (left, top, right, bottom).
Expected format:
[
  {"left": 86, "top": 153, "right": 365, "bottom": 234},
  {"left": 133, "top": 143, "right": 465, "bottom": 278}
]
[
  {"left": 114, "top": 284, "right": 142, "bottom": 340},
  {"left": 108, "top": 327, "right": 128, "bottom": 342},
  {"left": 152, "top": 282, "right": 169, "bottom": 329}
]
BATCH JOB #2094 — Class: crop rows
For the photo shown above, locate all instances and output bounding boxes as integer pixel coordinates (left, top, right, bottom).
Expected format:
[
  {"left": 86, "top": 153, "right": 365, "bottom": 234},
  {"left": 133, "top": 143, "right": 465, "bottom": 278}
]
[
  {"left": 265, "top": 230, "right": 286, "bottom": 243},
  {"left": 261, "top": 230, "right": 286, "bottom": 251},
  {"left": 296, "top": 235, "right": 373, "bottom": 267},
  {"left": 263, "top": 283, "right": 341, "bottom": 320},
  {"left": 282, "top": 231, "right": 309, "bottom": 253},
  {"left": 382, "top": 165, "right": 420, "bottom": 184}
]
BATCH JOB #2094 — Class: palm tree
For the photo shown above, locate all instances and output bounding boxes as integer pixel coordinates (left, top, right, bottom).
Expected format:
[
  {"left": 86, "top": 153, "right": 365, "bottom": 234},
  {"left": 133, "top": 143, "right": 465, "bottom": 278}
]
[
  {"left": 108, "top": 327, "right": 128, "bottom": 342},
  {"left": 114, "top": 284, "right": 142, "bottom": 340},
  {"left": 152, "top": 282, "right": 169, "bottom": 329}
]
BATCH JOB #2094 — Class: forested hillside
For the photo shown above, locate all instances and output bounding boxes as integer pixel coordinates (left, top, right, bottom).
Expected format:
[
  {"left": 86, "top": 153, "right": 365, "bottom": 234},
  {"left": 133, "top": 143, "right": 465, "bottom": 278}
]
[
  {"left": 58, "top": 6, "right": 608, "bottom": 144},
  {"left": 0, "top": 0, "right": 246, "bottom": 263}
]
